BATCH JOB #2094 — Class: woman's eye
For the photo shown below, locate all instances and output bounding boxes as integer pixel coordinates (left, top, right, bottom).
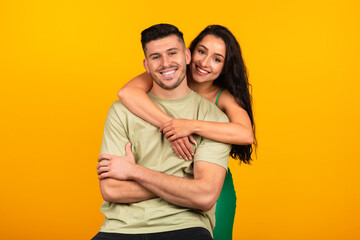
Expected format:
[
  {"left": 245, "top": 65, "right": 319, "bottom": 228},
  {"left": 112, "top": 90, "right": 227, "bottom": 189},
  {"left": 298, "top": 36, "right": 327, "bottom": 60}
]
[
  {"left": 214, "top": 58, "right": 221, "bottom": 63},
  {"left": 198, "top": 49, "right": 205, "bottom": 54}
]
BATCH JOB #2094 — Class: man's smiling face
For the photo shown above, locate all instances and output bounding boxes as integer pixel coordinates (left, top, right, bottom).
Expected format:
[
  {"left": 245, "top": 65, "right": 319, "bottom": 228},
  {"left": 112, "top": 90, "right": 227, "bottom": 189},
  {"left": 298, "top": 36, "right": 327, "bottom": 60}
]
[{"left": 143, "top": 34, "right": 191, "bottom": 90}]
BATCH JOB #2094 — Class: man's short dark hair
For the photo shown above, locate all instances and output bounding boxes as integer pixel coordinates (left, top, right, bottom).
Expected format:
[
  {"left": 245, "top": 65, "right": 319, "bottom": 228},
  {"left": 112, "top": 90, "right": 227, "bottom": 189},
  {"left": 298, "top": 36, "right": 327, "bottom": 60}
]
[{"left": 141, "top": 24, "right": 185, "bottom": 53}]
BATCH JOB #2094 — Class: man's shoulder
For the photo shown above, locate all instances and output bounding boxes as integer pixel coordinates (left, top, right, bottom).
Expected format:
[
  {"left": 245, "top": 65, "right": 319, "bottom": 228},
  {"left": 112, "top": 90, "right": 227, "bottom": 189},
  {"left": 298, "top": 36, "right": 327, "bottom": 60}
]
[
  {"left": 105, "top": 100, "right": 139, "bottom": 124},
  {"left": 191, "top": 92, "right": 229, "bottom": 123},
  {"left": 110, "top": 100, "right": 126, "bottom": 109},
  {"left": 108, "top": 100, "right": 132, "bottom": 114}
]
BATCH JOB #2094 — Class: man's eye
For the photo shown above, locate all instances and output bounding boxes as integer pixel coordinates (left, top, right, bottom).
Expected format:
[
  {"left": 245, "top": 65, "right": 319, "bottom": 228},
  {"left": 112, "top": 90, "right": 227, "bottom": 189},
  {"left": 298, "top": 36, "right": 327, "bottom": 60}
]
[
  {"left": 169, "top": 52, "right": 177, "bottom": 55},
  {"left": 152, "top": 56, "right": 159, "bottom": 60}
]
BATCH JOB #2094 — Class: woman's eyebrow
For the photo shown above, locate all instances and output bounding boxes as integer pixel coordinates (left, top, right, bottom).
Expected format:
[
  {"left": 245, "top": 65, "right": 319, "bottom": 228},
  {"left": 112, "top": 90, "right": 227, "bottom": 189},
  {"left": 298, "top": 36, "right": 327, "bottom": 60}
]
[
  {"left": 198, "top": 44, "right": 225, "bottom": 58},
  {"left": 198, "top": 44, "right": 208, "bottom": 51}
]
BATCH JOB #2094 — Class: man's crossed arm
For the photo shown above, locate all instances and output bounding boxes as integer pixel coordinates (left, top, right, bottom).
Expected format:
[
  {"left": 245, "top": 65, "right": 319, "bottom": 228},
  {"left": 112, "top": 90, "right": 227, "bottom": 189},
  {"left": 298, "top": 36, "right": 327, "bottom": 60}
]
[{"left": 97, "top": 143, "right": 227, "bottom": 211}]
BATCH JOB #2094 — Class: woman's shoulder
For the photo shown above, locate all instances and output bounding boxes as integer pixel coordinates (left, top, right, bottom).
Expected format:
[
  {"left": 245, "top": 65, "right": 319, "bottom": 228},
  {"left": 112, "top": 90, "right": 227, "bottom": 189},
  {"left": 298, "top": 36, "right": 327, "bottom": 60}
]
[{"left": 216, "top": 89, "right": 238, "bottom": 111}]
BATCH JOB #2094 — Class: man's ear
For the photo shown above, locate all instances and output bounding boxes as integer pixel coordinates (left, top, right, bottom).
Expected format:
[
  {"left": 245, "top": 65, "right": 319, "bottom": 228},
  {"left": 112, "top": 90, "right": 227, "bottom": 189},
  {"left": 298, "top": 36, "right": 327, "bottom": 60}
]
[
  {"left": 185, "top": 48, "right": 191, "bottom": 65},
  {"left": 143, "top": 59, "right": 150, "bottom": 73}
]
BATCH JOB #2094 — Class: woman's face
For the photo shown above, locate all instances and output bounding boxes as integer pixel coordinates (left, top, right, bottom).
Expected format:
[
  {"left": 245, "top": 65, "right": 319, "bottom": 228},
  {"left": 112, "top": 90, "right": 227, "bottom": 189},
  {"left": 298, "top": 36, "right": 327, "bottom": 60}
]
[{"left": 190, "top": 34, "right": 226, "bottom": 84}]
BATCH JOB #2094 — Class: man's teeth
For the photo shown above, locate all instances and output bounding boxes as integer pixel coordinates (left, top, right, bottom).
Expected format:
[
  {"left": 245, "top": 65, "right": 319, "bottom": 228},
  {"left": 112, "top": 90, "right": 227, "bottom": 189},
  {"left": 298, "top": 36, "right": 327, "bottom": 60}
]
[
  {"left": 162, "top": 70, "right": 176, "bottom": 75},
  {"left": 197, "top": 67, "right": 208, "bottom": 74}
]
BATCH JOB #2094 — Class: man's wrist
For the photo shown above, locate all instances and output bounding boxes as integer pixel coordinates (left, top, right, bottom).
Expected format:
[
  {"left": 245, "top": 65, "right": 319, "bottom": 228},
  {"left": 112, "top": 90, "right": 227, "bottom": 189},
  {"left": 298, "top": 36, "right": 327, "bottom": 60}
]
[{"left": 128, "top": 164, "right": 144, "bottom": 181}]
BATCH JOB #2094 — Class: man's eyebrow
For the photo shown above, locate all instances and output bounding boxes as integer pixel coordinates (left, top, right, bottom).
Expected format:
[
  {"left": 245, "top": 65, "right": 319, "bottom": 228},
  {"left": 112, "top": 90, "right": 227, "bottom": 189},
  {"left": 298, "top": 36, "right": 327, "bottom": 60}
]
[
  {"left": 148, "top": 48, "right": 180, "bottom": 58},
  {"left": 149, "top": 52, "right": 160, "bottom": 58},
  {"left": 198, "top": 44, "right": 225, "bottom": 59},
  {"left": 167, "top": 47, "right": 180, "bottom": 52}
]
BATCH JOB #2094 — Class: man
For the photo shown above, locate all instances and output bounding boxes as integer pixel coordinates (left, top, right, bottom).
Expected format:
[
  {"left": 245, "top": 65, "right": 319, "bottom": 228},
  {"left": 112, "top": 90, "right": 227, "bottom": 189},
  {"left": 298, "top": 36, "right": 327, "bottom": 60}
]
[{"left": 93, "top": 24, "right": 231, "bottom": 240}]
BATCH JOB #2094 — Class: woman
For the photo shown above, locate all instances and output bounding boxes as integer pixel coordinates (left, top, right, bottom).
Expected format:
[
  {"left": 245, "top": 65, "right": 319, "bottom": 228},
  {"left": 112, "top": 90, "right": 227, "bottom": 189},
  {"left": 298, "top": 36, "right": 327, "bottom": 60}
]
[{"left": 118, "top": 25, "right": 256, "bottom": 240}]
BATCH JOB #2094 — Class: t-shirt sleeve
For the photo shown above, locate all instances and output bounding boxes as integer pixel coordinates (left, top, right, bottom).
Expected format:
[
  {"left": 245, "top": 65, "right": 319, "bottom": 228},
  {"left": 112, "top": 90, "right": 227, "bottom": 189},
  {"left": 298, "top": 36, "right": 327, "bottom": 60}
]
[
  {"left": 100, "top": 101, "right": 129, "bottom": 156},
  {"left": 193, "top": 115, "right": 231, "bottom": 170},
  {"left": 194, "top": 137, "right": 231, "bottom": 170}
]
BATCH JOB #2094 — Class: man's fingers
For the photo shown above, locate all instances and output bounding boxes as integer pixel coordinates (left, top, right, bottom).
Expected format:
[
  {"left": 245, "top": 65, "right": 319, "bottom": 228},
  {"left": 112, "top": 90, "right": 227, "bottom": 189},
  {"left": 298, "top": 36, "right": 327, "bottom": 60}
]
[
  {"left": 98, "top": 154, "right": 112, "bottom": 162},
  {"left": 98, "top": 172, "right": 110, "bottom": 180},
  {"left": 97, "top": 166, "right": 109, "bottom": 175},
  {"left": 97, "top": 161, "right": 108, "bottom": 170}
]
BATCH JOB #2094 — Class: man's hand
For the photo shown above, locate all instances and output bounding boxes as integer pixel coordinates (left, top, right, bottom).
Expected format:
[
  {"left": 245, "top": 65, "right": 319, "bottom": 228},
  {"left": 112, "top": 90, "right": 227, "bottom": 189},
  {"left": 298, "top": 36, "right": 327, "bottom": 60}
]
[{"left": 97, "top": 143, "right": 135, "bottom": 180}]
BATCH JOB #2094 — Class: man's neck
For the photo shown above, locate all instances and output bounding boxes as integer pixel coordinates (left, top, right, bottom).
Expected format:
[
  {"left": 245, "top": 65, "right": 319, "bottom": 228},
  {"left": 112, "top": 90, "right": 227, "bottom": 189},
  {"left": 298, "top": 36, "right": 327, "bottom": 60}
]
[{"left": 150, "top": 78, "right": 191, "bottom": 99}]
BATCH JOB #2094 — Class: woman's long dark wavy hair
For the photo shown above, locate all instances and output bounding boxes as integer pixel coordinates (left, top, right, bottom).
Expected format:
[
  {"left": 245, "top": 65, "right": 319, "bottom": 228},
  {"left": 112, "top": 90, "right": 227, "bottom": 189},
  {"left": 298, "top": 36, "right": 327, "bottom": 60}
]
[{"left": 189, "top": 25, "right": 257, "bottom": 164}]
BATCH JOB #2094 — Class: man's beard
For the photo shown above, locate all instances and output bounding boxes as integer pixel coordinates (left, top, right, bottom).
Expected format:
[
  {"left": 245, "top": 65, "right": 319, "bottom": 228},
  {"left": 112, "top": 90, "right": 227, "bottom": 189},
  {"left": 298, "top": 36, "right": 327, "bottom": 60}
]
[{"left": 151, "top": 65, "right": 186, "bottom": 90}]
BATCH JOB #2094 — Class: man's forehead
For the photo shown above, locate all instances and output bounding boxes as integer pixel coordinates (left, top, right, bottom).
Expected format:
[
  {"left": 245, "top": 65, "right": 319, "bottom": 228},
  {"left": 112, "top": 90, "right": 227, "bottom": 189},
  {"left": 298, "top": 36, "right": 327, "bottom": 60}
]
[{"left": 145, "top": 35, "right": 184, "bottom": 56}]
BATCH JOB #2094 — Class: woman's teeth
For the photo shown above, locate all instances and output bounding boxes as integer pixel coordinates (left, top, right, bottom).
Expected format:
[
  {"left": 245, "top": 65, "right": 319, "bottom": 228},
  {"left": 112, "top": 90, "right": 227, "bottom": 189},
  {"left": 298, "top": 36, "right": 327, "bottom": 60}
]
[{"left": 197, "top": 67, "right": 208, "bottom": 74}]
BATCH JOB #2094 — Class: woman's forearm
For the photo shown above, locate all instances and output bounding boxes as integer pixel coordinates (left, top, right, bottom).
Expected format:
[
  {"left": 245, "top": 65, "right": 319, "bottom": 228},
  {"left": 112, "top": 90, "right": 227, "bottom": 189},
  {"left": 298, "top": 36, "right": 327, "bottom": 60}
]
[
  {"left": 118, "top": 72, "right": 172, "bottom": 127},
  {"left": 193, "top": 120, "right": 254, "bottom": 145},
  {"left": 119, "top": 87, "right": 172, "bottom": 127}
]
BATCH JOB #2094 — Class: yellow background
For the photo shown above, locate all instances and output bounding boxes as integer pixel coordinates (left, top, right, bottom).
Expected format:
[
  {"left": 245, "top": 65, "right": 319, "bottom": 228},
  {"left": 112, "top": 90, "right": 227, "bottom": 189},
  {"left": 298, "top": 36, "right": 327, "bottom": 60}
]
[{"left": 1, "top": 0, "right": 359, "bottom": 239}]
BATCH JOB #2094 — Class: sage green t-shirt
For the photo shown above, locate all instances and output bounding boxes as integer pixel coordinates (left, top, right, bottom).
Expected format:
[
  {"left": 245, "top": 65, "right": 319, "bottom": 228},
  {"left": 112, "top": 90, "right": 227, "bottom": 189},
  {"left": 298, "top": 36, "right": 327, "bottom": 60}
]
[{"left": 99, "top": 90, "right": 231, "bottom": 235}]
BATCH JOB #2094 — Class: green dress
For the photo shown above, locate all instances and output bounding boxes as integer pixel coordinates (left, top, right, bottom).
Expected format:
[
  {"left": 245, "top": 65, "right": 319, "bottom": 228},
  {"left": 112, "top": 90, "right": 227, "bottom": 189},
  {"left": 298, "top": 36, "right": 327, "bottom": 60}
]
[{"left": 213, "top": 89, "right": 236, "bottom": 240}]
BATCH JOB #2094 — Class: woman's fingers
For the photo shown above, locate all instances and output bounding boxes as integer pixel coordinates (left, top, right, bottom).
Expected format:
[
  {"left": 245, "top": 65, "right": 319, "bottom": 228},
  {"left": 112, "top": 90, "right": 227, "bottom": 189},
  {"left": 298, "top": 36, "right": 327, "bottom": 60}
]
[
  {"left": 171, "top": 141, "right": 186, "bottom": 159},
  {"left": 183, "top": 138, "right": 194, "bottom": 156},
  {"left": 168, "top": 134, "right": 177, "bottom": 141},
  {"left": 164, "top": 130, "right": 174, "bottom": 139},
  {"left": 176, "top": 138, "right": 193, "bottom": 160},
  {"left": 188, "top": 135, "right": 196, "bottom": 145},
  {"left": 171, "top": 144, "right": 181, "bottom": 159},
  {"left": 162, "top": 125, "right": 172, "bottom": 134}
]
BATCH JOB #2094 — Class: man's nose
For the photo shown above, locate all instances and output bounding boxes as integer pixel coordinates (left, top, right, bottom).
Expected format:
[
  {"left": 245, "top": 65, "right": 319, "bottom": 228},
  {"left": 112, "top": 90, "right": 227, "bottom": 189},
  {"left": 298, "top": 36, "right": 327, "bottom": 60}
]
[{"left": 161, "top": 55, "right": 170, "bottom": 67}]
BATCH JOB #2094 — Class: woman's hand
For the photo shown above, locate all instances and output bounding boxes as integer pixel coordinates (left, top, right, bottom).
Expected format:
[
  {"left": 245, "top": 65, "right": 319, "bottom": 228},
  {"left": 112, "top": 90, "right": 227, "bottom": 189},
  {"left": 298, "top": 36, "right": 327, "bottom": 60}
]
[
  {"left": 160, "top": 119, "right": 196, "bottom": 141},
  {"left": 169, "top": 136, "right": 196, "bottom": 160}
]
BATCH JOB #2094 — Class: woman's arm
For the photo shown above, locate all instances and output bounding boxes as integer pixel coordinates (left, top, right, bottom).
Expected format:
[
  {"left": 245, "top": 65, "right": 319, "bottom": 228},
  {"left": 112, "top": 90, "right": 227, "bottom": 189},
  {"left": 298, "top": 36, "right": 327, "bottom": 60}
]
[
  {"left": 161, "top": 90, "right": 254, "bottom": 145},
  {"left": 117, "top": 72, "right": 172, "bottom": 127},
  {"left": 118, "top": 72, "right": 196, "bottom": 159}
]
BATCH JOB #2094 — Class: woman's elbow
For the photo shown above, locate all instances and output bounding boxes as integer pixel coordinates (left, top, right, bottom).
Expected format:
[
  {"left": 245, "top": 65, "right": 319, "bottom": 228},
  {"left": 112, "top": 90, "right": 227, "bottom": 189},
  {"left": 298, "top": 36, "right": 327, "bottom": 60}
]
[
  {"left": 242, "top": 129, "right": 254, "bottom": 145},
  {"left": 117, "top": 88, "right": 126, "bottom": 101},
  {"left": 246, "top": 134, "right": 254, "bottom": 145},
  {"left": 234, "top": 132, "right": 253, "bottom": 145}
]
